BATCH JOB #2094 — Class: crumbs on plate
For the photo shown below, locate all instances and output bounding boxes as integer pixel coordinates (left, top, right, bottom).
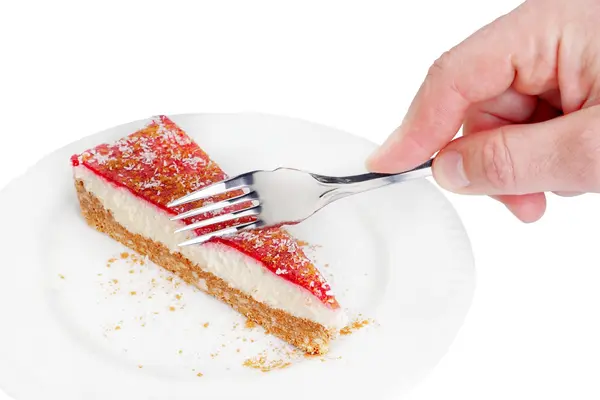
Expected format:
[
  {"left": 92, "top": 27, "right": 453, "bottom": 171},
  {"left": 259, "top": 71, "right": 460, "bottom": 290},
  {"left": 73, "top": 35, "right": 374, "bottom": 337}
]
[
  {"left": 340, "top": 319, "right": 373, "bottom": 336},
  {"left": 243, "top": 352, "right": 292, "bottom": 372}
]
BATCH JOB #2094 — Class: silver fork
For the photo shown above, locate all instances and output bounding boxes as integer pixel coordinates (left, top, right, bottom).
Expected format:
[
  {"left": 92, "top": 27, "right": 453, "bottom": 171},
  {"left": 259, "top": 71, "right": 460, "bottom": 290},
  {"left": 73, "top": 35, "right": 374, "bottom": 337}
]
[{"left": 167, "top": 159, "right": 433, "bottom": 246}]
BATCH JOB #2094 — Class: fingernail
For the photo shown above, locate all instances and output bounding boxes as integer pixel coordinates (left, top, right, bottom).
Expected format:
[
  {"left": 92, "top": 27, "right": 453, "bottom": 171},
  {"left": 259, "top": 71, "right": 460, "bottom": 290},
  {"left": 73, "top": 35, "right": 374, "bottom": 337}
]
[{"left": 434, "top": 150, "right": 470, "bottom": 189}]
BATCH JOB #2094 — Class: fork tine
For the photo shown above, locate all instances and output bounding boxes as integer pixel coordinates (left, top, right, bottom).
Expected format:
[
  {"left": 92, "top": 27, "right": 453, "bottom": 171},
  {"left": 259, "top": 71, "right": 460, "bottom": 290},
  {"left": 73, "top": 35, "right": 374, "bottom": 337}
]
[
  {"left": 167, "top": 174, "right": 250, "bottom": 208},
  {"left": 178, "top": 220, "right": 262, "bottom": 247},
  {"left": 174, "top": 207, "right": 261, "bottom": 234},
  {"left": 170, "top": 191, "right": 258, "bottom": 221}
]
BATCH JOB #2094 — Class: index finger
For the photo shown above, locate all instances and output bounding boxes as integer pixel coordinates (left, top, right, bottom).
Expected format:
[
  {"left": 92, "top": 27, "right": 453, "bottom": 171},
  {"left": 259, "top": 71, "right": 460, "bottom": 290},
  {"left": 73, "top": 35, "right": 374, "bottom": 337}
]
[{"left": 367, "top": 12, "right": 526, "bottom": 173}]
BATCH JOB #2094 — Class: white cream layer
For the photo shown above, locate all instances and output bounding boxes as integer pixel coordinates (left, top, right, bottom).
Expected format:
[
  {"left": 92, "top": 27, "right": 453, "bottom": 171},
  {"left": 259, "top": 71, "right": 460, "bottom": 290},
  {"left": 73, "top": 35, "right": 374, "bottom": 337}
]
[{"left": 74, "top": 166, "right": 347, "bottom": 329}]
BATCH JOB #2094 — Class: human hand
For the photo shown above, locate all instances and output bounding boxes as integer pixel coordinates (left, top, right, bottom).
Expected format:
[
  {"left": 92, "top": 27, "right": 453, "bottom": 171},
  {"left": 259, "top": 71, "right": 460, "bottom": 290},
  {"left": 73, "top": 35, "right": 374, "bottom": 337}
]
[{"left": 367, "top": 0, "right": 600, "bottom": 222}]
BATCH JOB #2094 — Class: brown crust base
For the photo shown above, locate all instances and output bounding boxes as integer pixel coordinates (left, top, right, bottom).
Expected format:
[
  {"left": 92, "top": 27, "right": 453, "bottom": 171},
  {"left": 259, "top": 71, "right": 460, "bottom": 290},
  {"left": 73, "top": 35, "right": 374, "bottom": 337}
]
[{"left": 75, "top": 179, "right": 332, "bottom": 354}]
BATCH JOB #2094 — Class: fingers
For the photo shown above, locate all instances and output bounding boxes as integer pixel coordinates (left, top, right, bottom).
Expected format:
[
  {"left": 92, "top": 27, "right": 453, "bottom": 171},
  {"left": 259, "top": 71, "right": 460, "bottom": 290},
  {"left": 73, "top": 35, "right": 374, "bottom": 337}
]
[
  {"left": 367, "top": 1, "right": 566, "bottom": 174},
  {"left": 553, "top": 191, "right": 583, "bottom": 197},
  {"left": 462, "top": 88, "right": 550, "bottom": 222},
  {"left": 492, "top": 193, "right": 547, "bottom": 223},
  {"left": 528, "top": 98, "right": 563, "bottom": 123},
  {"left": 463, "top": 87, "right": 538, "bottom": 136},
  {"left": 538, "top": 89, "right": 563, "bottom": 111},
  {"left": 463, "top": 88, "right": 562, "bottom": 136},
  {"left": 367, "top": 30, "right": 516, "bottom": 172},
  {"left": 433, "top": 106, "right": 600, "bottom": 195}
]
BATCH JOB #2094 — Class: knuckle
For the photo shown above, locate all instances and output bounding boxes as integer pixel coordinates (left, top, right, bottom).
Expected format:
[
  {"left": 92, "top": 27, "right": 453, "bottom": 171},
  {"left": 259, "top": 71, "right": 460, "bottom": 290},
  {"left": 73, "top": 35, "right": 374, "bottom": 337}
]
[
  {"left": 482, "top": 128, "right": 517, "bottom": 191},
  {"left": 429, "top": 51, "right": 453, "bottom": 77},
  {"left": 513, "top": 49, "right": 556, "bottom": 95},
  {"left": 427, "top": 50, "right": 468, "bottom": 102}
]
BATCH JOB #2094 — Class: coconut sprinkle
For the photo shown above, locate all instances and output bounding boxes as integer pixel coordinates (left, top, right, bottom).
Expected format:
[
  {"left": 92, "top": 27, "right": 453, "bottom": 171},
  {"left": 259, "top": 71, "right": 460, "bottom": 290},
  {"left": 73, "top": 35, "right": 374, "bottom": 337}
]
[{"left": 72, "top": 115, "right": 338, "bottom": 308}]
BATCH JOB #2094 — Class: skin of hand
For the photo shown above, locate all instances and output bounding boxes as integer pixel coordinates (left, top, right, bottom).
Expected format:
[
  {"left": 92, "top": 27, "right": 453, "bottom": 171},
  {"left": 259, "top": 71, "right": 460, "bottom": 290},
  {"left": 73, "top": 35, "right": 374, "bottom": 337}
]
[{"left": 366, "top": 0, "right": 600, "bottom": 223}]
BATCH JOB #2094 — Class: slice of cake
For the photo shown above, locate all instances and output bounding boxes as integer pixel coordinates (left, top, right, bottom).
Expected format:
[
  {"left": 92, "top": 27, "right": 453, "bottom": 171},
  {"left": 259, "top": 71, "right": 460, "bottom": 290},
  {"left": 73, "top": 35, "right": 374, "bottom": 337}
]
[{"left": 71, "top": 115, "right": 347, "bottom": 354}]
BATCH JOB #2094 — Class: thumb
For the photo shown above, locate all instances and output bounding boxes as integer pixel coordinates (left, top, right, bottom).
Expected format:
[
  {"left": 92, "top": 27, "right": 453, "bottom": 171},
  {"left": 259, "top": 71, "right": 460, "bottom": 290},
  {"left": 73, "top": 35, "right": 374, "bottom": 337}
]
[{"left": 433, "top": 106, "right": 600, "bottom": 195}]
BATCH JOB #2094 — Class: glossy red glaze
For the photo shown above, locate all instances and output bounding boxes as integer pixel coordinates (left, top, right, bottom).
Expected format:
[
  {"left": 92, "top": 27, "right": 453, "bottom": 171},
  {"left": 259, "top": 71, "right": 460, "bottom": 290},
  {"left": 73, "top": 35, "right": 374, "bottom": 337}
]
[{"left": 73, "top": 115, "right": 338, "bottom": 308}]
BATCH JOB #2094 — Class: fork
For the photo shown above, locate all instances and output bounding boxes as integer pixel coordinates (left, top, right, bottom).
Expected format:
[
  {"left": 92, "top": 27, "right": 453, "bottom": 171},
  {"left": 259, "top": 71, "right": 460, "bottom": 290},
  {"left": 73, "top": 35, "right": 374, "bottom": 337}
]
[{"left": 167, "top": 158, "right": 433, "bottom": 246}]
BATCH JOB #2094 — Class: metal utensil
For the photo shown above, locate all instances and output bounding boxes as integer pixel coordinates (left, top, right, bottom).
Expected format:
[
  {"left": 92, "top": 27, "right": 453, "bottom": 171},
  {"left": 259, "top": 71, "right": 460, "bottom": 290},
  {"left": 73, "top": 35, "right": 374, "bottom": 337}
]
[{"left": 168, "top": 159, "right": 433, "bottom": 246}]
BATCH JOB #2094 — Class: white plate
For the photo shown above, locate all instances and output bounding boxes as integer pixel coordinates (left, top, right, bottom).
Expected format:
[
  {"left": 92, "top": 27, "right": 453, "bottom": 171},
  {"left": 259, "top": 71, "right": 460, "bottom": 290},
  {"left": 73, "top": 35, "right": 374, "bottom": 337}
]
[{"left": 0, "top": 113, "right": 475, "bottom": 400}]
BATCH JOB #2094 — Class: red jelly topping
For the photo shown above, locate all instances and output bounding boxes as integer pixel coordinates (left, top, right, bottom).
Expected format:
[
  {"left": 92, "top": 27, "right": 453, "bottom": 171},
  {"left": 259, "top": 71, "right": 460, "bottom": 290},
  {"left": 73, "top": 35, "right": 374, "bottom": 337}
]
[{"left": 73, "top": 115, "right": 339, "bottom": 308}]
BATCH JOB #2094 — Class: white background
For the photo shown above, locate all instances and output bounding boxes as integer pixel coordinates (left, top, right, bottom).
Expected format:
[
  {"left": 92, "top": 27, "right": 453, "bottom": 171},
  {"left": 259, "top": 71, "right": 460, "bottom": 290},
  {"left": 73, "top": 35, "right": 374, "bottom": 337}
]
[{"left": 1, "top": 1, "right": 599, "bottom": 399}]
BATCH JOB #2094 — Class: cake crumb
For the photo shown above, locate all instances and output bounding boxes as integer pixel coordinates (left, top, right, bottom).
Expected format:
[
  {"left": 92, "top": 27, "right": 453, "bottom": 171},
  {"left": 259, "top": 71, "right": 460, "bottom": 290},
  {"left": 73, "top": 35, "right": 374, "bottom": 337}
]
[
  {"left": 303, "top": 353, "right": 320, "bottom": 359},
  {"left": 244, "top": 319, "right": 257, "bottom": 329},
  {"left": 120, "top": 252, "right": 130, "bottom": 259},
  {"left": 296, "top": 240, "right": 322, "bottom": 251},
  {"left": 178, "top": 350, "right": 183, "bottom": 355},
  {"left": 243, "top": 352, "right": 292, "bottom": 372},
  {"left": 203, "top": 322, "right": 209, "bottom": 328},
  {"left": 236, "top": 349, "right": 241, "bottom": 353},
  {"left": 138, "top": 365, "right": 143, "bottom": 369},
  {"left": 58, "top": 274, "right": 65, "bottom": 280},
  {"left": 112, "top": 279, "right": 119, "bottom": 284},
  {"left": 130, "top": 291, "right": 137, "bottom": 296},
  {"left": 169, "top": 306, "right": 176, "bottom": 312},
  {"left": 340, "top": 319, "right": 371, "bottom": 335},
  {"left": 196, "top": 372, "right": 203, "bottom": 377},
  {"left": 175, "top": 294, "right": 182, "bottom": 300},
  {"left": 128, "top": 253, "right": 145, "bottom": 266},
  {"left": 129, "top": 269, "right": 135, "bottom": 274},
  {"left": 115, "top": 326, "right": 122, "bottom": 331}
]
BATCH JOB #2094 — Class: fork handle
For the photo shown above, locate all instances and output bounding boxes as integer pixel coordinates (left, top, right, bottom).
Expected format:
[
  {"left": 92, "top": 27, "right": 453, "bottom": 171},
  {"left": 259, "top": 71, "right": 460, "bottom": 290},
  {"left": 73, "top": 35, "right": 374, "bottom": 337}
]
[
  {"left": 312, "top": 158, "right": 433, "bottom": 185},
  {"left": 312, "top": 158, "right": 433, "bottom": 205}
]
